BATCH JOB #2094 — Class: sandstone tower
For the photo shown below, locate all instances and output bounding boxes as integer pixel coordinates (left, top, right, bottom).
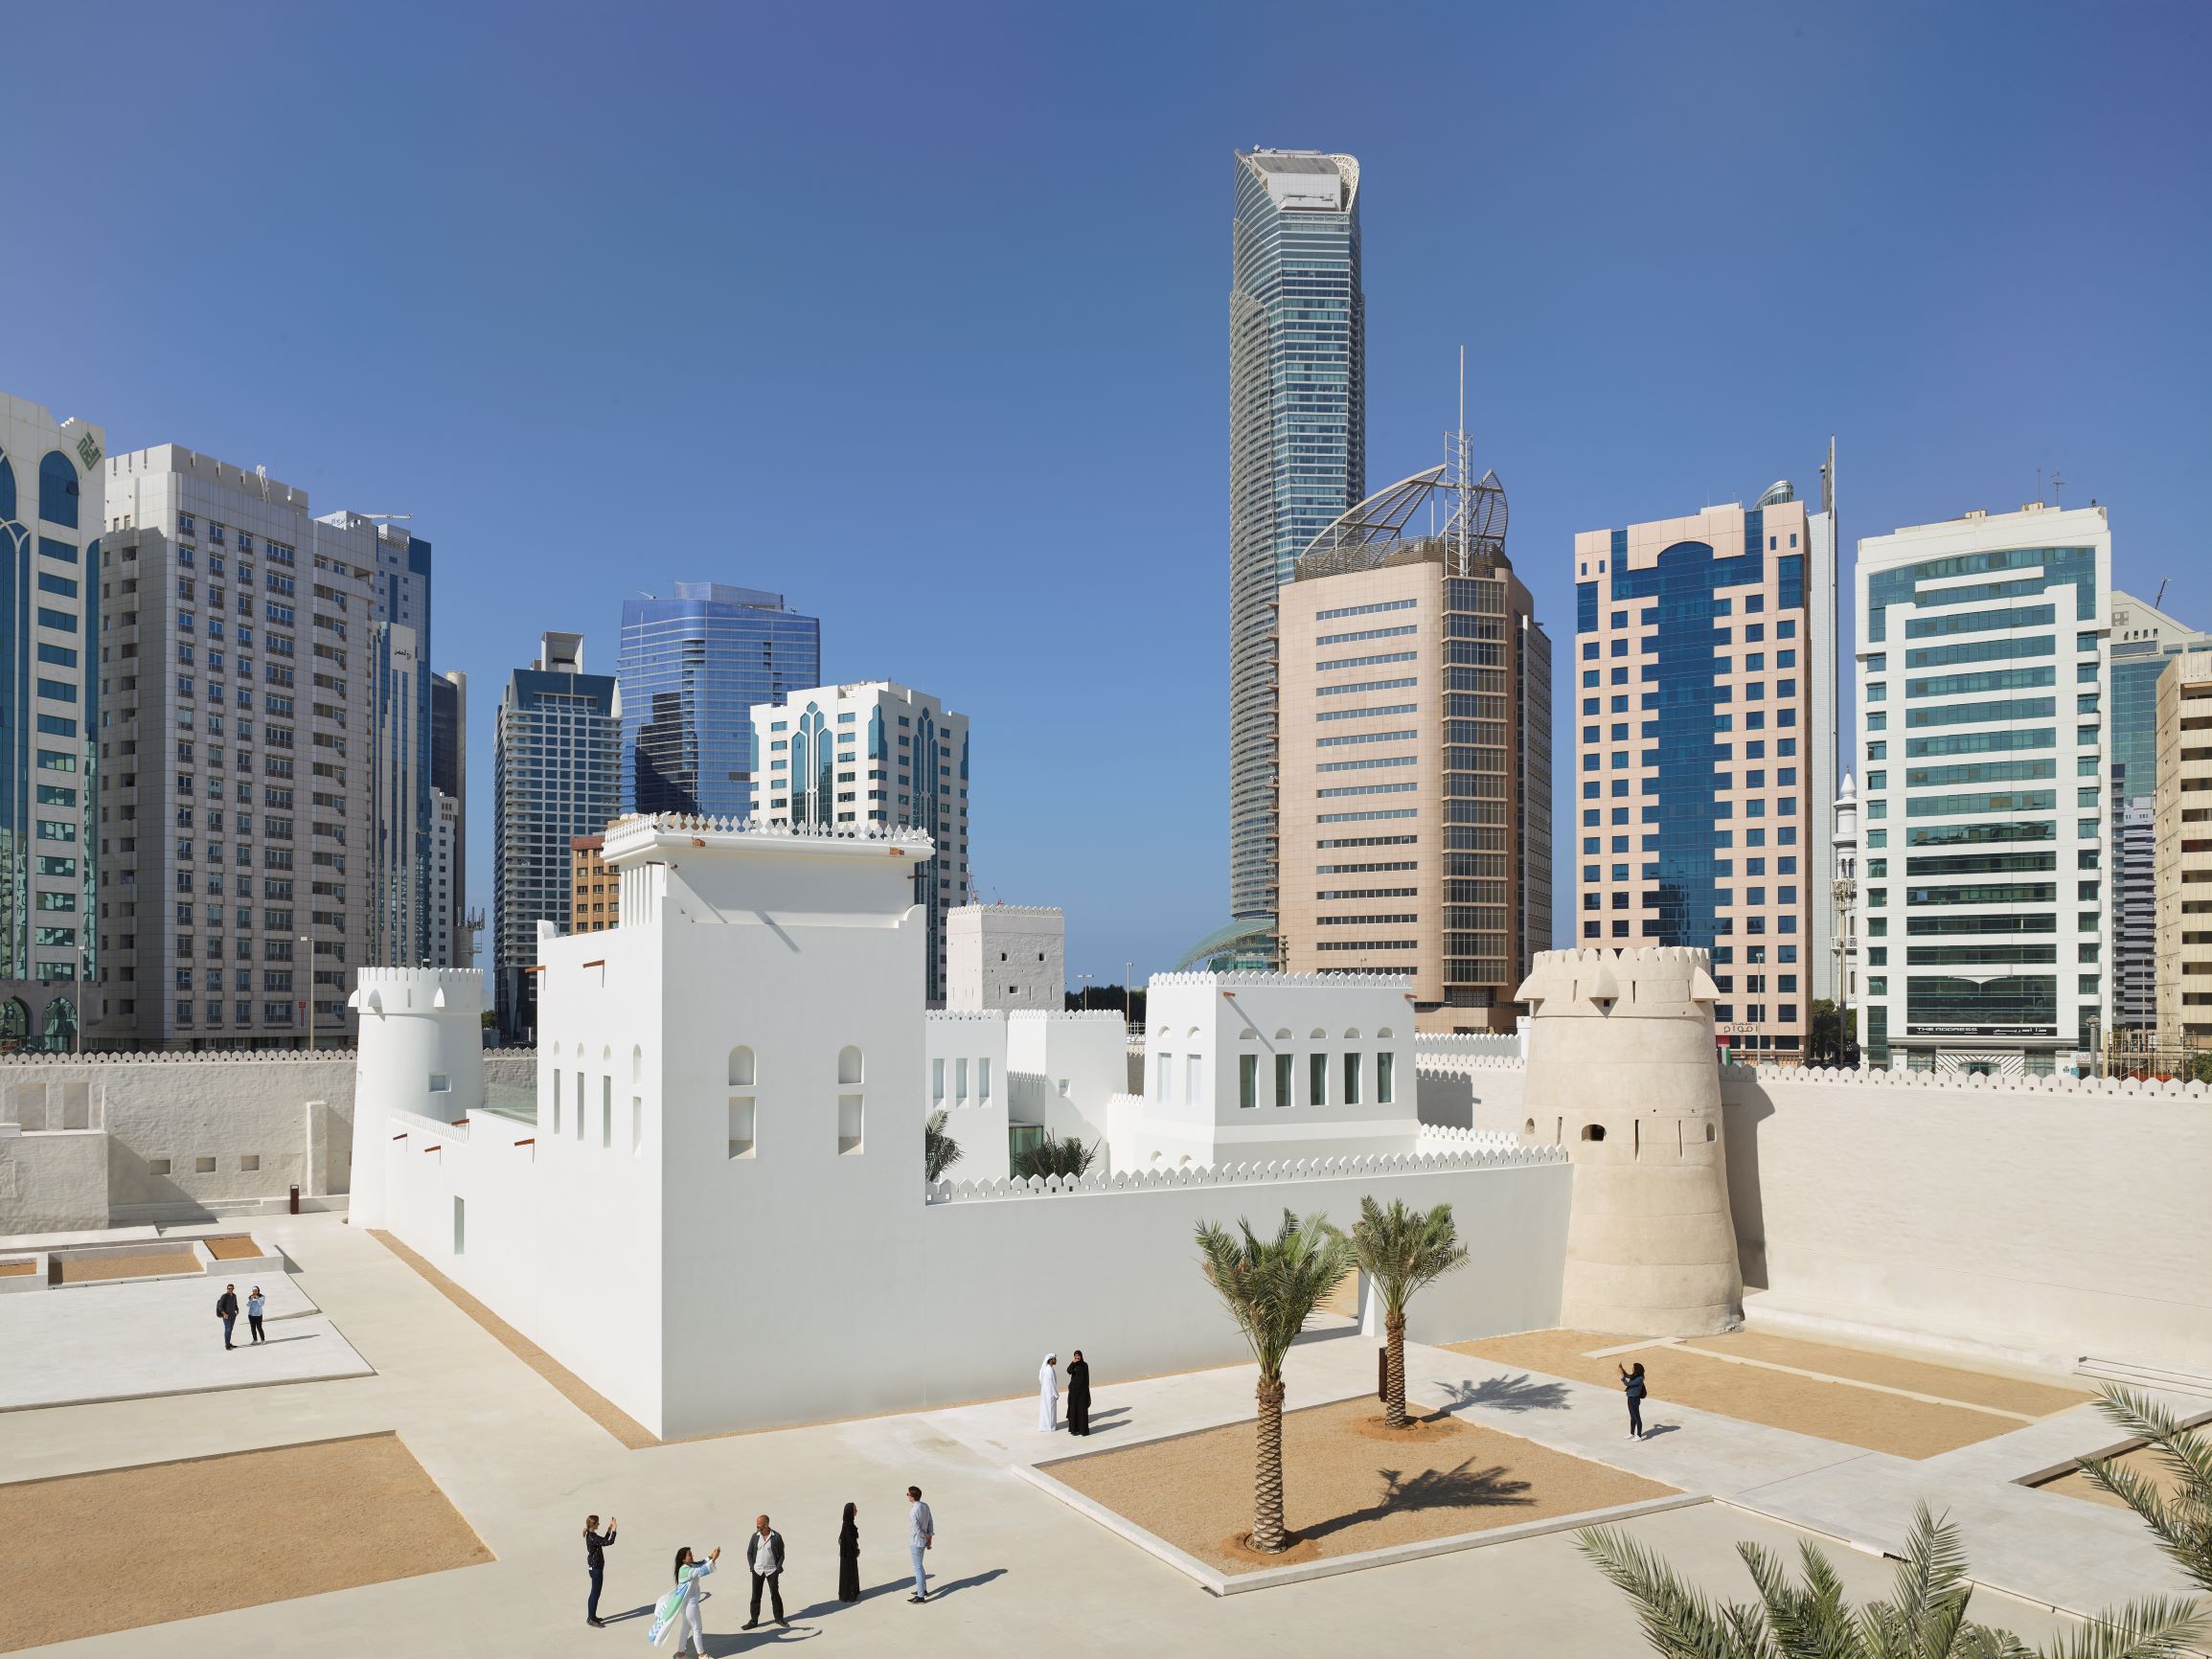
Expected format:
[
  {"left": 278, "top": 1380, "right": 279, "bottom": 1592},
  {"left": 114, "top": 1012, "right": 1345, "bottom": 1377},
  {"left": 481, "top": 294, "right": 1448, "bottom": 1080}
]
[{"left": 1516, "top": 946, "right": 1741, "bottom": 1334}]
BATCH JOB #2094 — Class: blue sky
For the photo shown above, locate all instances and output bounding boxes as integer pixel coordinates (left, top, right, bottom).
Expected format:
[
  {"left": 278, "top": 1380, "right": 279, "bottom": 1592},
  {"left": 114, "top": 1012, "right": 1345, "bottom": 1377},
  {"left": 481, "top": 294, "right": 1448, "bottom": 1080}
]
[{"left": 10, "top": 3, "right": 2207, "bottom": 988}]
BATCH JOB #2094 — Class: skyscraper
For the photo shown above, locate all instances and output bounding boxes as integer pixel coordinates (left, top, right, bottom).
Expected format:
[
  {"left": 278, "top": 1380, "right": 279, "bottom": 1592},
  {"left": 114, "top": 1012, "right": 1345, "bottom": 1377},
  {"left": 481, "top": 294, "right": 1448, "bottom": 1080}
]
[
  {"left": 428, "top": 670, "right": 467, "bottom": 967},
  {"left": 1572, "top": 478, "right": 1837, "bottom": 1065},
  {"left": 749, "top": 680, "right": 969, "bottom": 1005},
  {"left": 98, "top": 444, "right": 427, "bottom": 1049},
  {"left": 493, "top": 632, "right": 619, "bottom": 1039},
  {"left": 1, "top": 392, "right": 104, "bottom": 1052},
  {"left": 2106, "top": 588, "right": 2208, "bottom": 1033},
  {"left": 1854, "top": 502, "right": 2111, "bottom": 1075},
  {"left": 1226, "top": 149, "right": 1364, "bottom": 962},
  {"left": 1274, "top": 457, "right": 1549, "bottom": 1028},
  {"left": 2154, "top": 647, "right": 2212, "bottom": 1053},
  {"left": 618, "top": 583, "right": 819, "bottom": 821}
]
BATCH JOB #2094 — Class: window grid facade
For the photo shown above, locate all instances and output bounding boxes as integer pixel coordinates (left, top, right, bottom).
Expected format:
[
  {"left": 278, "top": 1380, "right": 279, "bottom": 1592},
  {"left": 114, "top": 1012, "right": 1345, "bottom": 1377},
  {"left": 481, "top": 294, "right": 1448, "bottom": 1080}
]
[
  {"left": 1854, "top": 505, "right": 2111, "bottom": 1074},
  {"left": 1572, "top": 497, "right": 1831, "bottom": 1061}
]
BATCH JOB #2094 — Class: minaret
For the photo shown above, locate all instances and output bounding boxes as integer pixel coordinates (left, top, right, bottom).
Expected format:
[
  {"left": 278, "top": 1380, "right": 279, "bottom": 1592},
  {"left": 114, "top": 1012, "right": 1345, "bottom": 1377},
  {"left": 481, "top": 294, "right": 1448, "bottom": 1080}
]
[{"left": 1516, "top": 946, "right": 1742, "bottom": 1334}]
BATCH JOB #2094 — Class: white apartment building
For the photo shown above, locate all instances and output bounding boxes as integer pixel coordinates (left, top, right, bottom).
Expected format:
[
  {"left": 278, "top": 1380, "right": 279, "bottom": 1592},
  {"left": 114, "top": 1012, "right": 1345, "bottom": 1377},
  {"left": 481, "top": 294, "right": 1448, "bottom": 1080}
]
[
  {"left": 946, "top": 904, "right": 1063, "bottom": 1011},
  {"left": 99, "top": 445, "right": 434, "bottom": 1048},
  {"left": 1854, "top": 503, "right": 2111, "bottom": 1075},
  {"left": 1, "top": 393, "right": 105, "bottom": 1051},
  {"left": 1831, "top": 772, "right": 1860, "bottom": 1050},
  {"left": 750, "top": 681, "right": 969, "bottom": 1005},
  {"left": 428, "top": 789, "right": 463, "bottom": 967}
]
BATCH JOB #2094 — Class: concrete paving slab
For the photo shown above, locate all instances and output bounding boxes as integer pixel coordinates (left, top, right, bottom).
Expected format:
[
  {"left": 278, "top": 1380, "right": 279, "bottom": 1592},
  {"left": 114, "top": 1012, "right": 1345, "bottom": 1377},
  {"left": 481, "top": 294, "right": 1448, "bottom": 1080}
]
[{"left": 0, "top": 1272, "right": 367, "bottom": 1411}]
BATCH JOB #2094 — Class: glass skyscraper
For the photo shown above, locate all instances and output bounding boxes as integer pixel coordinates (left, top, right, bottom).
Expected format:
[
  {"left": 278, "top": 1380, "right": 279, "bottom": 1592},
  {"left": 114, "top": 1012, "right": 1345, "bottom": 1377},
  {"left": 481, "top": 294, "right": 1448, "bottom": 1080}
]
[
  {"left": 1226, "top": 149, "right": 1364, "bottom": 955},
  {"left": 1854, "top": 504, "right": 2110, "bottom": 1075},
  {"left": 494, "top": 632, "right": 619, "bottom": 1040},
  {"left": 618, "top": 583, "right": 819, "bottom": 821},
  {"left": 1573, "top": 484, "right": 1836, "bottom": 1064}
]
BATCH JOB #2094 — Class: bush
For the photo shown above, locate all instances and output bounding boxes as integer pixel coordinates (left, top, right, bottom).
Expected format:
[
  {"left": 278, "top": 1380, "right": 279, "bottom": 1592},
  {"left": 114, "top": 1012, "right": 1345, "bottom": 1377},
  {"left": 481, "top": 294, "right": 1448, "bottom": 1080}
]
[{"left": 1013, "top": 1133, "right": 1097, "bottom": 1181}]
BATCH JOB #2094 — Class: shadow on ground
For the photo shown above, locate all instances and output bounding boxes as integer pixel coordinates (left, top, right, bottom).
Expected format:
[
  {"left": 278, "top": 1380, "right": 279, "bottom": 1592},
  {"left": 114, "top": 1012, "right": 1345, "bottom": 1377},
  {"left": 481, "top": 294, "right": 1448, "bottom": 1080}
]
[
  {"left": 1299, "top": 1460, "right": 1534, "bottom": 1543},
  {"left": 1436, "top": 1373, "right": 1571, "bottom": 1415}
]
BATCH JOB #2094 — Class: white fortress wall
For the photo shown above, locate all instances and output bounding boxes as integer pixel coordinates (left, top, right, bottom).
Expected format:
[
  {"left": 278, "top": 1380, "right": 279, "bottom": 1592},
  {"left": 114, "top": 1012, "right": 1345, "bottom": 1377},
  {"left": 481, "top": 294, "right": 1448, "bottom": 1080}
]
[{"left": 1723, "top": 1066, "right": 2212, "bottom": 1375}]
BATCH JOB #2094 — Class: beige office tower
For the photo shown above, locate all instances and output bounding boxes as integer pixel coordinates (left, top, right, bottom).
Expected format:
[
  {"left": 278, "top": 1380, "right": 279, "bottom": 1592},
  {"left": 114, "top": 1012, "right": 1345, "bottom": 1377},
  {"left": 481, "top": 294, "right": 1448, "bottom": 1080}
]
[
  {"left": 1276, "top": 462, "right": 1550, "bottom": 1032},
  {"left": 2155, "top": 648, "right": 2212, "bottom": 1051}
]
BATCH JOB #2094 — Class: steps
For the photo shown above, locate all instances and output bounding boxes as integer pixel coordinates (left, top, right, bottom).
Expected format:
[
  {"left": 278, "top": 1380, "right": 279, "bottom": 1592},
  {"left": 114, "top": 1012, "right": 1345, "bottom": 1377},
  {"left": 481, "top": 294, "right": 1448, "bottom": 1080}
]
[{"left": 2075, "top": 1355, "right": 2212, "bottom": 1398}]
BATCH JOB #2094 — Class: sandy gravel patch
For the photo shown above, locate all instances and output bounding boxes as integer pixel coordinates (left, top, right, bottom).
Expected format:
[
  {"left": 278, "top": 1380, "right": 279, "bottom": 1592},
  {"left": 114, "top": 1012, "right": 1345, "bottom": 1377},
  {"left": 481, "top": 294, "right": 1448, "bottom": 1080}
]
[
  {"left": 0, "top": 1433, "right": 490, "bottom": 1652},
  {"left": 0, "top": 1261, "right": 34, "bottom": 1278},
  {"left": 202, "top": 1235, "right": 266, "bottom": 1261},
  {"left": 2032, "top": 1443, "right": 2187, "bottom": 1511},
  {"left": 1680, "top": 1330, "right": 2087, "bottom": 1417},
  {"left": 55, "top": 1248, "right": 200, "bottom": 1284},
  {"left": 1045, "top": 1395, "right": 1676, "bottom": 1575},
  {"left": 1448, "top": 1329, "right": 2023, "bottom": 1459}
]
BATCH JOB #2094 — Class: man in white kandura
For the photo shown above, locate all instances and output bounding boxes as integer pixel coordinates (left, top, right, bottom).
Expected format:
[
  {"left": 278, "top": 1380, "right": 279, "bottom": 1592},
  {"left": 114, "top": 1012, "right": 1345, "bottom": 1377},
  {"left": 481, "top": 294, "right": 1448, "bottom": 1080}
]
[{"left": 1037, "top": 1352, "right": 1060, "bottom": 1432}]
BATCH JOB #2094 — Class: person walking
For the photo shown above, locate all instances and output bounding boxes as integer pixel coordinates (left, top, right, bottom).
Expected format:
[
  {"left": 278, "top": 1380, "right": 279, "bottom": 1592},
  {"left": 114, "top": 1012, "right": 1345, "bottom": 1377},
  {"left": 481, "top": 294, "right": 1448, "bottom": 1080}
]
[
  {"left": 582, "top": 1512, "right": 615, "bottom": 1627},
  {"left": 905, "top": 1486, "right": 933, "bottom": 1603},
  {"left": 246, "top": 1286, "right": 267, "bottom": 1345},
  {"left": 742, "top": 1514, "right": 787, "bottom": 1629},
  {"left": 649, "top": 1544, "right": 718, "bottom": 1657},
  {"left": 836, "top": 1502, "right": 860, "bottom": 1604},
  {"left": 1065, "top": 1349, "right": 1092, "bottom": 1436},
  {"left": 1619, "top": 1360, "right": 1649, "bottom": 1441},
  {"left": 1036, "top": 1352, "right": 1059, "bottom": 1432},
  {"left": 216, "top": 1284, "right": 239, "bottom": 1350}
]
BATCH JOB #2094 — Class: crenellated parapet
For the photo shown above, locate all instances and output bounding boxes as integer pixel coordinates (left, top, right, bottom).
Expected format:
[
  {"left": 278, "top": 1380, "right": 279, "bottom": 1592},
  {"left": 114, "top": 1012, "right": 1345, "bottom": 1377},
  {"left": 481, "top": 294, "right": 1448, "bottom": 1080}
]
[
  {"left": 0, "top": 1048, "right": 358, "bottom": 1066},
  {"left": 1514, "top": 946, "right": 1720, "bottom": 1021},
  {"left": 924, "top": 1140, "right": 1565, "bottom": 1204},
  {"left": 1727, "top": 1063, "right": 2211, "bottom": 1099},
  {"left": 1146, "top": 969, "right": 1413, "bottom": 990}
]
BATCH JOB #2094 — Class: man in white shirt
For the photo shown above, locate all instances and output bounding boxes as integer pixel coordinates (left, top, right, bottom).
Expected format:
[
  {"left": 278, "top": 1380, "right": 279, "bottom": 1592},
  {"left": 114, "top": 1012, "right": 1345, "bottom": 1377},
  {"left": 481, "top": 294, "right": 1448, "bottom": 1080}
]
[
  {"left": 905, "top": 1485, "right": 934, "bottom": 1603},
  {"left": 743, "top": 1514, "right": 787, "bottom": 1628}
]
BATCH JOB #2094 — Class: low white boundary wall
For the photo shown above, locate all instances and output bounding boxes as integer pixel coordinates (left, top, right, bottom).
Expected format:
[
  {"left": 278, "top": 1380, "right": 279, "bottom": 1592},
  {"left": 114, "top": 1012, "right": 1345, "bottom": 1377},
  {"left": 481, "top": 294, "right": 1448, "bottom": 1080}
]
[{"left": 1722, "top": 1065, "right": 2212, "bottom": 1375}]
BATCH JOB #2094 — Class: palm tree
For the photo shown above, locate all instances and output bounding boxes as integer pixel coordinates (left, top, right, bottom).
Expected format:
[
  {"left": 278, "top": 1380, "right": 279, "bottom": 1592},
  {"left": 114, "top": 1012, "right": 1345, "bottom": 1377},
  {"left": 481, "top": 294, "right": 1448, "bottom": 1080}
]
[
  {"left": 1194, "top": 1209, "right": 1356, "bottom": 1554},
  {"left": 923, "top": 1108, "right": 963, "bottom": 1183},
  {"left": 1578, "top": 1501, "right": 2203, "bottom": 1659},
  {"left": 1334, "top": 1195, "right": 1469, "bottom": 1429},
  {"left": 1012, "top": 1133, "right": 1098, "bottom": 1182},
  {"left": 2078, "top": 1387, "right": 2212, "bottom": 1593}
]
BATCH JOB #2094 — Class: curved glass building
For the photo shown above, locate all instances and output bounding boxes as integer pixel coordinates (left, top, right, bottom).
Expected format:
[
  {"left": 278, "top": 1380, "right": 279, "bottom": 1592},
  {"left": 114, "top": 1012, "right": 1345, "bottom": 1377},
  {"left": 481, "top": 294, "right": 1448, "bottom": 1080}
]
[
  {"left": 617, "top": 583, "right": 820, "bottom": 821},
  {"left": 1228, "top": 149, "right": 1364, "bottom": 954}
]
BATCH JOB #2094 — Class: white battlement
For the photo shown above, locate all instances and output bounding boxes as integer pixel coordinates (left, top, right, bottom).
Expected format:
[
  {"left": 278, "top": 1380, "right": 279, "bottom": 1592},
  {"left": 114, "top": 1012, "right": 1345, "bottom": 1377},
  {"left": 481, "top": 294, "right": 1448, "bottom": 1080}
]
[{"left": 926, "top": 1140, "right": 1564, "bottom": 1204}]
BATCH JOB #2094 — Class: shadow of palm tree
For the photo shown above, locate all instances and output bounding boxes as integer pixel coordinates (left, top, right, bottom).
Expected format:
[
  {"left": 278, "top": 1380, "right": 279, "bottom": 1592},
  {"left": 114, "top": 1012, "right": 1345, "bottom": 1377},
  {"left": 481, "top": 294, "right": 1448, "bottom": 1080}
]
[
  {"left": 1435, "top": 1373, "right": 1571, "bottom": 1415},
  {"left": 1298, "top": 1460, "right": 1534, "bottom": 1542}
]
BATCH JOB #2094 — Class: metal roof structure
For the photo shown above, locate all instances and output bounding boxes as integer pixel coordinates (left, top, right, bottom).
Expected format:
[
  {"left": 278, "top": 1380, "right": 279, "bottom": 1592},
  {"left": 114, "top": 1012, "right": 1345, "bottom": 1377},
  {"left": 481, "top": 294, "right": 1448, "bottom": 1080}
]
[{"left": 1293, "top": 455, "right": 1509, "bottom": 582}]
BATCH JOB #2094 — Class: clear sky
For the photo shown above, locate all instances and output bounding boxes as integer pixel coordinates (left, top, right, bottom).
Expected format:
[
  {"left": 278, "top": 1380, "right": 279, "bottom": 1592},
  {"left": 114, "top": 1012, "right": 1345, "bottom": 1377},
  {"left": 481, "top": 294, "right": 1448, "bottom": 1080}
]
[{"left": 9, "top": 3, "right": 2207, "bottom": 989}]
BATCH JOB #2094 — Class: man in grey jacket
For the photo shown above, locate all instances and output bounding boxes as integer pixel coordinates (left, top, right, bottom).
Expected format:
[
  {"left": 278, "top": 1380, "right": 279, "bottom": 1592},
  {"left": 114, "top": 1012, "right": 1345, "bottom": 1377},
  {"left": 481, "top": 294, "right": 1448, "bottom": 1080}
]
[
  {"left": 905, "top": 1486, "right": 934, "bottom": 1602},
  {"left": 743, "top": 1514, "right": 787, "bottom": 1628}
]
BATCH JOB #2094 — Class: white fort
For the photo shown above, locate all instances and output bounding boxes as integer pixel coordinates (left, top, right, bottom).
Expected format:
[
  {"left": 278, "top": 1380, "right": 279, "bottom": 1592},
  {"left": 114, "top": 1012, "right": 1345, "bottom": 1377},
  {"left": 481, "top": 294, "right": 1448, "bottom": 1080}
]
[{"left": 350, "top": 815, "right": 1569, "bottom": 1439}]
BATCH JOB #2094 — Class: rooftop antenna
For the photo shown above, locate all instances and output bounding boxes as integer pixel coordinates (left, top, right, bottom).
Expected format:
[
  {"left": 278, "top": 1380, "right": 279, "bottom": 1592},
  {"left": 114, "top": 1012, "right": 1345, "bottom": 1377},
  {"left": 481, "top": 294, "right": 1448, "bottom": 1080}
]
[
  {"left": 2050, "top": 469, "right": 2065, "bottom": 507},
  {"left": 2036, "top": 466, "right": 2043, "bottom": 505}
]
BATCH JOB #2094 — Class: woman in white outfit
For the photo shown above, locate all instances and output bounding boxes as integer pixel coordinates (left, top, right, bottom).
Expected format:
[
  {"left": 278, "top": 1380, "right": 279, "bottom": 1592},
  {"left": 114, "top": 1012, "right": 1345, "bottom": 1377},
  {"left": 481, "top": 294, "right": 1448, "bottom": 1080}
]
[
  {"left": 1038, "top": 1353, "right": 1060, "bottom": 1431},
  {"left": 650, "top": 1543, "right": 719, "bottom": 1654}
]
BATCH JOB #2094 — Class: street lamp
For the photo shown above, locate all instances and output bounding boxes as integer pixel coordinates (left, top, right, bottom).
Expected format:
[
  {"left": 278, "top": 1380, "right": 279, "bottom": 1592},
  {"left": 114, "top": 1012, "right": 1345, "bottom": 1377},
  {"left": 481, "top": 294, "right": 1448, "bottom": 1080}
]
[
  {"left": 1077, "top": 970, "right": 1093, "bottom": 1011},
  {"left": 299, "top": 932, "right": 313, "bottom": 1053},
  {"left": 1124, "top": 961, "right": 1135, "bottom": 1029}
]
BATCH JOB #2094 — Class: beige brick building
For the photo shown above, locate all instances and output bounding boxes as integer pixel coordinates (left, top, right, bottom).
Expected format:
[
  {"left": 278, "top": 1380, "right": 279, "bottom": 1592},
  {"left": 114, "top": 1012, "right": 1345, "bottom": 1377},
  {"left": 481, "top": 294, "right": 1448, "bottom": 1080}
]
[
  {"left": 2155, "top": 648, "right": 2212, "bottom": 1048},
  {"left": 570, "top": 834, "right": 617, "bottom": 935},
  {"left": 1276, "top": 466, "right": 1549, "bottom": 1033}
]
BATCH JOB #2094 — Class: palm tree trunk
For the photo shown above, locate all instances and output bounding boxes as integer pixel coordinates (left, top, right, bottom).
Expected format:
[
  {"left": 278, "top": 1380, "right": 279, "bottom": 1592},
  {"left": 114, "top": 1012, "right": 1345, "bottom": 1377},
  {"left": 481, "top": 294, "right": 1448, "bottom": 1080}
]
[
  {"left": 1252, "top": 1375, "right": 1288, "bottom": 1552},
  {"left": 1383, "top": 1311, "right": 1408, "bottom": 1429}
]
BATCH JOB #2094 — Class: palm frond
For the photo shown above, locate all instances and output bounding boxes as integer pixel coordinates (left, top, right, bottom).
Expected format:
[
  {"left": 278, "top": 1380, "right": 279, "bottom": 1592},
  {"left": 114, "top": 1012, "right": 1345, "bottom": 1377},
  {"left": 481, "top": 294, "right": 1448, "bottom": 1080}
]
[
  {"left": 1194, "top": 1209, "right": 1356, "bottom": 1378},
  {"left": 1577, "top": 1526, "right": 1763, "bottom": 1659},
  {"left": 1336, "top": 1194, "right": 1471, "bottom": 1319},
  {"left": 2033, "top": 1596, "right": 2209, "bottom": 1659},
  {"left": 2084, "top": 1386, "right": 2212, "bottom": 1594}
]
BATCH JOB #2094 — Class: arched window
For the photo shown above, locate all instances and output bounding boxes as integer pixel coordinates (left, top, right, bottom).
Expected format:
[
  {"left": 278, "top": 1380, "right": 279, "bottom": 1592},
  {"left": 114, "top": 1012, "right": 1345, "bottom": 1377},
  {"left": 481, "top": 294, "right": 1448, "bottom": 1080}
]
[
  {"left": 0, "top": 454, "right": 15, "bottom": 522},
  {"left": 38, "top": 452, "right": 79, "bottom": 529},
  {"left": 837, "top": 1045, "right": 864, "bottom": 1085},
  {"left": 631, "top": 1045, "right": 643, "bottom": 1085},
  {"left": 1343, "top": 1028, "right": 1361, "bottom": 1040},
  {"left": 728, "top": 1045, "right": 756, "bottom": 1086},
  {"left": 1523, "top": 1117, "right": 1536, "bottom": 1136},
  {"left": 1580, "top": 1123, "right": 1607, "bottom": 1142},
  {"left": 1377, "top": 1026, "right": 1394, "bottom": 1039},
  {"left": 0, "top": 997, "right": 28, "bottom": 1051}
]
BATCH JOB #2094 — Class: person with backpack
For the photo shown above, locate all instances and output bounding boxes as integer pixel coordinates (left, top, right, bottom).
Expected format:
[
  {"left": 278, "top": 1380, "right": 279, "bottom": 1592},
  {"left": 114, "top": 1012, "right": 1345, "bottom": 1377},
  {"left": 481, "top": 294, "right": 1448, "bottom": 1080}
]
[
  {"left": 216, "top": 1284, "right": 239, "bottom": 1350},
  {"left": 1619, "top": 1360, "right": 1649, "bottom": 1440}
]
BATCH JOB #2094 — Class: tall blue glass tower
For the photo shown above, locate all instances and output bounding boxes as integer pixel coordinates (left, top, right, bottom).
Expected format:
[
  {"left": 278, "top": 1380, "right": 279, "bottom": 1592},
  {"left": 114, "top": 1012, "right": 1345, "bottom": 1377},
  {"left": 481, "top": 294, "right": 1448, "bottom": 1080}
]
[
  {"left": 1226, "top": 148, "right": 1364, "bottom": 952},
  {"left": 618, "top": 583, "right": 820, "bottom": 821}
]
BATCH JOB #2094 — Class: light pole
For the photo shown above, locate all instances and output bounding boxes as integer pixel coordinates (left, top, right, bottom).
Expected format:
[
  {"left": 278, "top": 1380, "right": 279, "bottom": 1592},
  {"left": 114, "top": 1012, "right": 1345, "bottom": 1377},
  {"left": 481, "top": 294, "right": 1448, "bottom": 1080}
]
[
  {"left": 1077, "top": 970, "right": 1093, "bottom": 1011},
  {"left": 1124, "top": 961, "right": 1135, "bottom": 1029},
  {"left": 299, "top": 932, "right": 313, "bottom": 1053}
]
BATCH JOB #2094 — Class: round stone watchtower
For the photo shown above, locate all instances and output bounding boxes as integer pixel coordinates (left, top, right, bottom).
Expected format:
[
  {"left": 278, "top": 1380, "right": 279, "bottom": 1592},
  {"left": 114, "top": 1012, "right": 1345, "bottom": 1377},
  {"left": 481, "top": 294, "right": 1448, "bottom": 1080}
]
[
  {"left": 1515, "top": 946, "right": 1741, "bottom": 1335},
  {"left": 347, "top": 968, "right": 487, "bottom": 1230}
]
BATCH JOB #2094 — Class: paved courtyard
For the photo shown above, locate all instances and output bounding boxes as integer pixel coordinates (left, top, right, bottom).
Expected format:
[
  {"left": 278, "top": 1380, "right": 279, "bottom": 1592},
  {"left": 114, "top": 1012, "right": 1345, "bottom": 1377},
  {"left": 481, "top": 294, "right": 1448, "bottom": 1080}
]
[{"left": 0, "top": 1211, "right": 2198, "bottom": 1654}]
